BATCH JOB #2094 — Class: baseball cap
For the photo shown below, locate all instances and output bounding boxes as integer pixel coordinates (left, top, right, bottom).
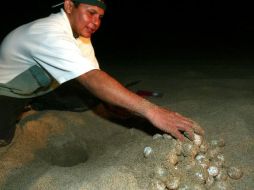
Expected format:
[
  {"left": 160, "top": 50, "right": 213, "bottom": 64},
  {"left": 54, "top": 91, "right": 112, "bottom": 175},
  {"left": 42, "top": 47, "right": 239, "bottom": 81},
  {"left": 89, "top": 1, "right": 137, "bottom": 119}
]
[{"left": 52, "top": 0, "right": 106, "bottom": 10}]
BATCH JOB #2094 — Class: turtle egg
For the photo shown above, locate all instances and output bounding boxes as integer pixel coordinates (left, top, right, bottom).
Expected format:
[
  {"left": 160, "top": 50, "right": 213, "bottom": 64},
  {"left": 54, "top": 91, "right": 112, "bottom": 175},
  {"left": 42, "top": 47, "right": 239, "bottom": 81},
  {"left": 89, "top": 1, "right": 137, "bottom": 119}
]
[
  {"left": 216, "top": 168, "right": 228, "bottom": 181},
  {"left": 195, "top": 154, "right": 206, "bottom": 161},
  {"left": 173, "top": 140, "right": 183, "bottom": 156},
  {"left": 193, "top": 134, "right": 203, "bottom": 146},
  {"left": 149, "top": 179, "right": 166, "bottom": 190},
  {"left": 182, "top": 142, "right": 199, "bottom": 158},
  {"left": 206, "top": 175, "right": 215, "bottom": 187},
  {"left": 207, "top": 147, "right": 221, "bottom": 160},
  {"left": 154, "top": 166, "right": 168, "bottom": 178},
  {"left": 210, "top": 181, "right": 231, "bottom": 190},
  {"left": 217, "top": 154, "right": 225, "bottom": 162},
  {"left": 188, "top": 163, "right": 209, "bottom": 184},
  {"left": 179, "top": 183, "right": 205, "bottom": 190},
  {"left": 144, "top": 146, "right": 153, "bottom": 158},
  {"left": 163, "top": 133, "right": 173, "bottom": 140},
  {"left": 167, "top": 152, "right": 179, "bottom": 166},
  {"left": 227, "top": 166, "right": 243, "bottom": 180},
  {"left": 166, "top": 176, "right": 180, "bottom": 190},
  {"left": 199, "top": 142, "right": 209, "bottom": 153},
  {"left": 208, "top": 166, "right": 219, "bottom": 177},
  {"left": 213, "top": 154, "right": 225, "bottom": 167},
  {"left": 153, "top": 134, "right": 163, "bottom": 140},
  {"left": 196, "top": 155, "right": 210, "bottom": 169},
  {"left": 210, "top": 138, "right": 225, "bottom": 147}
]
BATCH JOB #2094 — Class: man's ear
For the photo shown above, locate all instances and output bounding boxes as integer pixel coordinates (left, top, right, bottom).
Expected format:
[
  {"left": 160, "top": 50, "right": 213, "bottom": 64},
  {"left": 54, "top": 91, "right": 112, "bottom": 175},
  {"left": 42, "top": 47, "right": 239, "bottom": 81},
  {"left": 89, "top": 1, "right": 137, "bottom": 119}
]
[{"left": 64, "top": 0, "right": 74, "bottom": 14}]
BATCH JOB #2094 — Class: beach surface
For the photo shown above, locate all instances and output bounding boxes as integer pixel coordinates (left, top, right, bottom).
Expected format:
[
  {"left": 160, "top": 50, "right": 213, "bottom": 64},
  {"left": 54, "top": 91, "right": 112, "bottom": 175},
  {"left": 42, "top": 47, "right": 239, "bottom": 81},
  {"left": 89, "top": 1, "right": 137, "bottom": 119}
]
[{"left": 0, "top": 51, "right": 253, "bottom": 189}]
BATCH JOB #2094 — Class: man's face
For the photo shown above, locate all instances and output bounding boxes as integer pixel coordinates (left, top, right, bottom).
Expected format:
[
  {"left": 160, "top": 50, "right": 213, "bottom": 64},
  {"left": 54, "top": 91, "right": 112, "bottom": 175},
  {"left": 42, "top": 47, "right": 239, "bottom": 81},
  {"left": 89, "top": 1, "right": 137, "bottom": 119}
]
[{"left": 65, "top": 0, "right": 105, "bottom": 38}]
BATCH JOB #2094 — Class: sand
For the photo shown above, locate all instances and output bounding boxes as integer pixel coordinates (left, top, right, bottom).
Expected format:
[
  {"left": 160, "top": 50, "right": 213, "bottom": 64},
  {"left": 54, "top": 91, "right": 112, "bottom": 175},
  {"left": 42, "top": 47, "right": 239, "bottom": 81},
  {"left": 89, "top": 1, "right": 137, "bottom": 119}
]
[{"left": 0, "top": 53, "right": 253, "bottom": 189}]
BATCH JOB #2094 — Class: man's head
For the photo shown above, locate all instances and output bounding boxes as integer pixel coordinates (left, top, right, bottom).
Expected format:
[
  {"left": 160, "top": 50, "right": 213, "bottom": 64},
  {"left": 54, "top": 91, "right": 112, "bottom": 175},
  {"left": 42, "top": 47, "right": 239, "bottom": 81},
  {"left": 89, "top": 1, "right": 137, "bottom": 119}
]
[{"left": 64, "top": 0, "right": 106, "bottom": 38}]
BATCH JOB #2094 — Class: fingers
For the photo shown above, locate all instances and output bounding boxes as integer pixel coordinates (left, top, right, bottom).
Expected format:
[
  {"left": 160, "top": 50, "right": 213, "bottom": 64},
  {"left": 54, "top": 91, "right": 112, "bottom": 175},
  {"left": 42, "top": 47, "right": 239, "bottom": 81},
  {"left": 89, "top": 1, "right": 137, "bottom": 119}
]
[
  {"left": 166, "top": 122, "right": 193, "bottom": 142},
  {"left": 192, "top": 121, "right": 205, "bottom": 136},
  {"left": 183, "top": 127, "right": 195, "bottom": 141},
  {"left": 171, "top": 129, "right": 185, "bottom": 142},
  {"left": 172, "top": 123, "right": 194, "bottom": 141},
  {"left": 170, "top": 113, "right": 204, "bottom": 141},
  {"left": 151, "top": 108, "right": 205, "bottom": 142},
  {"left": 173, "top": 112, "right": 205, "bottom": 137}
]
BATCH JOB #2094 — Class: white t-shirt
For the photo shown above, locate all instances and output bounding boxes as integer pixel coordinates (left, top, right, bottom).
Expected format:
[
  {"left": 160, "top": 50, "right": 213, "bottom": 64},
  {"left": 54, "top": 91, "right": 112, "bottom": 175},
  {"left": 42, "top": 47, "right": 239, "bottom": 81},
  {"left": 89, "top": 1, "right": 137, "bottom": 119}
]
[{"left": 0, "top": 9, "right": 99, "bottom": 98}]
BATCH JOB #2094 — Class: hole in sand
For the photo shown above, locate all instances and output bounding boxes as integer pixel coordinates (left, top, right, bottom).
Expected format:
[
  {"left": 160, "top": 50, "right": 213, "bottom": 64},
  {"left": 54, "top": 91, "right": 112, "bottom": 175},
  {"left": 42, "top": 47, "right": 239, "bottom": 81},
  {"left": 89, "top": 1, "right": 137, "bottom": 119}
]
[{"left": 38, "top": 141, "right": 88, "bottom": 167}]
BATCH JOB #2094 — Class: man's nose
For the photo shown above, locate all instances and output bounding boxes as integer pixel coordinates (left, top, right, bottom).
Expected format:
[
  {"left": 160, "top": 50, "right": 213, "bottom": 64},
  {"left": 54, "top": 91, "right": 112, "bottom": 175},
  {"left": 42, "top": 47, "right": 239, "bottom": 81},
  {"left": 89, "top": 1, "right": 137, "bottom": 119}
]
[{"left": 92, "top": 16, "right": 100, "bottom": 27}]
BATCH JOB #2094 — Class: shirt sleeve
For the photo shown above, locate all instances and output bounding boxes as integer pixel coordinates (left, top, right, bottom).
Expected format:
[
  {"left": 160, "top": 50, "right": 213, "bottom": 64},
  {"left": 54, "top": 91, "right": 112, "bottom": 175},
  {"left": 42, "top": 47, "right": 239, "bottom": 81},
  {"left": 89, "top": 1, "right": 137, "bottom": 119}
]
[{"left": 30, "top": 33, "right": 100, "bottom": 84}]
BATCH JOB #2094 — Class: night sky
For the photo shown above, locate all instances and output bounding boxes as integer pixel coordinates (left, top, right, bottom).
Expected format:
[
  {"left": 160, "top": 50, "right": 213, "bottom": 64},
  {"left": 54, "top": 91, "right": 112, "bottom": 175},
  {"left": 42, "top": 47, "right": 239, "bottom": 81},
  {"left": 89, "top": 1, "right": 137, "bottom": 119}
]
[{"left": 1, "top": 0, "right": 253, "bottom": 58}]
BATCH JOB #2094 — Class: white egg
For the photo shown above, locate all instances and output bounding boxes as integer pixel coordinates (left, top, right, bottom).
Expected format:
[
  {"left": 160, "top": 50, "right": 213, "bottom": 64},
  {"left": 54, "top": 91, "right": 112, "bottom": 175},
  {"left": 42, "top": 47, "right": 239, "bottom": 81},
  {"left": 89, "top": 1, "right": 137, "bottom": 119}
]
[{"left": 144, "top": 146, "right": 153, "bottom": 158}]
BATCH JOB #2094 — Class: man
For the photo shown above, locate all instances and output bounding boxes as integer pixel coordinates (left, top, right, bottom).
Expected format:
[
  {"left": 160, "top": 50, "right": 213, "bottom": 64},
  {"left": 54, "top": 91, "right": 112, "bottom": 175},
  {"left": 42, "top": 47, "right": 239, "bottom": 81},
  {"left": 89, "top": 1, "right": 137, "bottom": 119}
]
[{"left": 0, "top": 0, "right": 204, "bottom": 147}]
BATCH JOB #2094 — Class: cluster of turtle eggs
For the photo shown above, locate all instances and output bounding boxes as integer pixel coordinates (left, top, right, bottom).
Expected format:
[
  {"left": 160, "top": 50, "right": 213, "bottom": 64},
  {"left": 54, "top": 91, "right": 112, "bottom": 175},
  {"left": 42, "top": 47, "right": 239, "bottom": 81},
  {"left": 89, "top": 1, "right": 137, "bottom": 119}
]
[{"left": 143, "top": 133, "right": 243, "bottom": 190}]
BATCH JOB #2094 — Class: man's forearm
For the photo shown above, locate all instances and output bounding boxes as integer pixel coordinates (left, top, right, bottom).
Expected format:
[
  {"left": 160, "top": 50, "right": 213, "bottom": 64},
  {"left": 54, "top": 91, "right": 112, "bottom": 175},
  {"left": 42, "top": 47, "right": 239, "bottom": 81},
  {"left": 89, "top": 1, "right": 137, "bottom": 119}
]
[
  {"left": 77, "top": 69, "right": 156, "bottom": 118},
  {"left": 77, "top": 69, "right": 204, "bottom": 141}
]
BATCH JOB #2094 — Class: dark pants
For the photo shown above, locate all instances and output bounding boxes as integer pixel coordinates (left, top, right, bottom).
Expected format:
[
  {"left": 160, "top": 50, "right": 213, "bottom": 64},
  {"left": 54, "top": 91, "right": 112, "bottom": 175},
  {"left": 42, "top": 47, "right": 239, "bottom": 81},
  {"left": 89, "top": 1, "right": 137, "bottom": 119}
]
[
  {"left": 0, "top": 80, "right": 100, "bottom": 144},
  {"left": 0, "top": 96, "right": 30, "bottom": 142}
]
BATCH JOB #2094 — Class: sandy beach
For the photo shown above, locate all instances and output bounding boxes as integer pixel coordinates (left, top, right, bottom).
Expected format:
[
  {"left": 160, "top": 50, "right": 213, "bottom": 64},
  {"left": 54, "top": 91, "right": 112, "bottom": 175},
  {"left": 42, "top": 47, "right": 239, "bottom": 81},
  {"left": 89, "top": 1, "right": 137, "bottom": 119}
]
[{"left": 0, "top": 50, "right": 253, "bottom": 189}]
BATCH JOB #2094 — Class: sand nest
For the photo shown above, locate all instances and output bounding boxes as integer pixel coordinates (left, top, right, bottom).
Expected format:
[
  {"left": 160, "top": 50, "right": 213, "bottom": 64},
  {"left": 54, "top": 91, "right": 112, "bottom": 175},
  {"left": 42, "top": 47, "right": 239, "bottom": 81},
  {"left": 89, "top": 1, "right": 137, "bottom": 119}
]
[{"left": 0, "top": 106, "right": 245, "bottom": 190}]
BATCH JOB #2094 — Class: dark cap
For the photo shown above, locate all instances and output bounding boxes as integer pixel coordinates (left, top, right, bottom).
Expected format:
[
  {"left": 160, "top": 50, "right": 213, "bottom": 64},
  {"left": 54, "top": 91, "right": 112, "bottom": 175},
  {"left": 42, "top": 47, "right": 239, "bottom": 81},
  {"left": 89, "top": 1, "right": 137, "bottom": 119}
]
[
  {"left": 73, "top": 0, "right": 106, "bottom": 10},
  {"left": 52, "top": 0, "right": 106, "bottom": 10}
]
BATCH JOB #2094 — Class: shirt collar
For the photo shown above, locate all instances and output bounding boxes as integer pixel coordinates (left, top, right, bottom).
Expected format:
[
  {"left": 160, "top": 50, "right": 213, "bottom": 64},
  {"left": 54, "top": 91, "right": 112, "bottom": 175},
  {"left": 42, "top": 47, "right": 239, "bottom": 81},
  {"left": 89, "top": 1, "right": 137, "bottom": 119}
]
[{"left": 60, "top": 8, "right": 74, "bottom": 37}]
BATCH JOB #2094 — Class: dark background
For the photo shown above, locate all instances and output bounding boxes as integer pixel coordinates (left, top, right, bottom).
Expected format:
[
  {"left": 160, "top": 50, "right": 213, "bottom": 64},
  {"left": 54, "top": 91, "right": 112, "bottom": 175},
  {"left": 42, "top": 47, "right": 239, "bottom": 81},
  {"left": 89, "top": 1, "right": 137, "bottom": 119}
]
[{"left": 1, "top": 0, "right": 253, "bottom": 60}]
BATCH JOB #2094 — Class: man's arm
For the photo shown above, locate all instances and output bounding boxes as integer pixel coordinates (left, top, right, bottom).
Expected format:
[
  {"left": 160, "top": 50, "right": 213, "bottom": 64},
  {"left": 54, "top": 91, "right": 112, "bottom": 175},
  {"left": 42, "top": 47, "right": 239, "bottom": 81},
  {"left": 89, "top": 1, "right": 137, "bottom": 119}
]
[{"left": 77, "top": 69, "right": 204, "bottom": 141}]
